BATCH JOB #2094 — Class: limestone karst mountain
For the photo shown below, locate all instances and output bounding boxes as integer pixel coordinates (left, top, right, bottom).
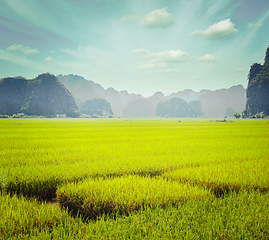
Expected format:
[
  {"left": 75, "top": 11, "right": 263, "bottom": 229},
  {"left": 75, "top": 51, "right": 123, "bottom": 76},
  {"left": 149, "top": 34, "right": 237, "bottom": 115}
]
[
  {"left": 57, "top": 74, "right": 142, "bottom": 116},
  {"left": 198, "top": 85, "right": 246, "bottom": 118},
  {"left": 2, "top": 73, "right": 247, "bottom": 118},
  {"left": 57, "top": 74, "right": 246, "bottom": 118},
  {"left": 246, "top": 46, "right": 269, "bottom": 117},
  {"left": 0, "top": 73, "right": 79, "bottom": 117},
  {"left": 156, "top": 98, "right": 198, "bottom": 118}
]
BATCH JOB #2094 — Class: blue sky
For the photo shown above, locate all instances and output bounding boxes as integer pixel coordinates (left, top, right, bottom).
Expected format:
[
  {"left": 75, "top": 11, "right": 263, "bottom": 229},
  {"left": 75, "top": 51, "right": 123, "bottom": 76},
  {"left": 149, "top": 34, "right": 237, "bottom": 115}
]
[{"left": 0, "top": 0, "right": 268, "bottom": 96}]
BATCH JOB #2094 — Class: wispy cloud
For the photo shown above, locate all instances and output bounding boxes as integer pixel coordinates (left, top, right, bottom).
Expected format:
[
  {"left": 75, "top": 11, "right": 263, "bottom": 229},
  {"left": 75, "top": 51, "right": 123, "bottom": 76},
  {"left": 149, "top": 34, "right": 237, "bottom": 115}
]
[
  {"left": 196, "top": 54, "right": 216, "bottom": 63},
  {"left": 247, "top": 22, "right": 262, "bottom": 29},
  {"left": 247, "top": 9, "right": 269, "bottom": 31},
  {"left": 191, "top": 18, "right": 238, "bottom": 40},
  {"left": 139, "top": 8, "right": 174, "bottom": 28},
  {"left": 133, "top": 49, "right": 190, "bottom": 72},
  {"left": 21, "top": 47, "right": 40, "bottom": 56},
  {"left": 240, "top": 9, "right": 269, "bottom": 48},
  {"left": 6, "top": 43, "right": 40, "bottom": 56},
  {"left": 132, "top": 49, "right": 149, "bottom": 55},
  {"left": 6, "top": 43, "right": 23, "bottom": 51},
  {"left": 44, "top": 56, "right": 54, "bottom": 61},
  {"left": 120, "top": 8, "right": 174, "bottom": 28},
  {"left": 119, "top": 15, "right": 139, "bottom": 24},
  {"left": 0, "top": 49, "right": 43, "bottom": 69}
]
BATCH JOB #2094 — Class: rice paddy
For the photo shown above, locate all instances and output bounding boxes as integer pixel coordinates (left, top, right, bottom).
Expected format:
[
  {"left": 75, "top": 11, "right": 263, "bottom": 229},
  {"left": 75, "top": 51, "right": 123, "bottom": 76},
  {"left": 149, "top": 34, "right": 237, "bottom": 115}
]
[{"left": 0, "top": 118, "right": 268, "bottom": 239}]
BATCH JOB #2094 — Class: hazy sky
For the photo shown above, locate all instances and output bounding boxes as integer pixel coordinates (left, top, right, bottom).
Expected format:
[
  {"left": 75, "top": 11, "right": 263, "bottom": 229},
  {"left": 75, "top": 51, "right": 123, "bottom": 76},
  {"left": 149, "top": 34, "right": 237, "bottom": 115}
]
[{"left": 0, "top": 0, "right": 269, "bottom": 96}]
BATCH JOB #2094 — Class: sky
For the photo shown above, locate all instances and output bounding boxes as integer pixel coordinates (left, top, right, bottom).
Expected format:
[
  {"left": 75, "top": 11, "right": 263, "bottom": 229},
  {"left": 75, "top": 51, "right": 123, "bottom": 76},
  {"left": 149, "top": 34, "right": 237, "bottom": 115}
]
[{"left": 0, "top": 0, "right": 269, "bottom": 97}]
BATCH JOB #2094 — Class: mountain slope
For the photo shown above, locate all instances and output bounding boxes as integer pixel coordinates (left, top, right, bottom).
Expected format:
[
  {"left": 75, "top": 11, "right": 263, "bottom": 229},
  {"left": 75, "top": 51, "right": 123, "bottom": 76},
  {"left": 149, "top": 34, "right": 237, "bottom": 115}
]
[
  {"left": 198, "top": 85, "right": 246, "bottom": 118},
  {"left": 0, "top": 73, "right": 79, "bottom": 117},
  {"left": 246, "top": 46, "right": 269, "bottom": 117}
]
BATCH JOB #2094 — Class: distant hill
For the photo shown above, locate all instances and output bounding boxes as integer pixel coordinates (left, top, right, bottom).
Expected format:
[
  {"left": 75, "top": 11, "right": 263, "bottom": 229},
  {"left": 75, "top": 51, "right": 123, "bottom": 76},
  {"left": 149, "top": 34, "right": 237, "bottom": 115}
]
[
  {"left": 0, "top": 71, "right": 247, "bottom": 118},
  {"left": 57, "top": 74, "right": 105, "bottom": 106},
  {"left": 198, "top": 85, "right": 246, "bottom": 118},
  {"left": 0, "top": 73, "right": 79, "bottom": 117},
  {"left": 166, "top": 89, "right": 210, "bottom": 102},
  {"left": 123, "top": 98, "right": 156, "bottom": 117},
  {"left": 57, "top": 74, "right": 246, "bottom": 118},
  {"left": 57, "top": 74, "right": 142, "bottom": 116},
  {"left": 80, "top": 98, "right": 113, "bottom": 117},
  {"left": 246, "top": 46, "right": 269, "bottom": 117},
  {"left": 156, "top": 98, "right": 197, "bottom": 117}
]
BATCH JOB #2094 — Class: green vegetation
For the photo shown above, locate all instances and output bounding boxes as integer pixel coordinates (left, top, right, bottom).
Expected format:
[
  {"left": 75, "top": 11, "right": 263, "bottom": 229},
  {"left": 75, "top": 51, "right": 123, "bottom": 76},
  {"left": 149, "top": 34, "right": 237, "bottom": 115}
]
[
  {"left": 57, "top": 175, "right": 212, "bottom": 220},
  {"left": 80, "top": 98, "right": 113, "bottom": 117},
  {"left": 1, "top": 191, "right": 268, "bottom": 239},
  {"left": 0, "top": 119, "right": 268, "bottom": 239},
  {"left": 0, "top": 193, "right": 83, "bottom": 239},
  {"left": 233, "top": 111, "right": 241, "bottom": 119},
  {"left": 0, "top": 73, "right": 79, "bottom": 117},
  {"left": 164, "top": 158, "right": 269, "bottom": 195},
  {"left": 246, "top": 46, "right": 269, "bottom": 117},
  {"left": 156, "top": 97, "right": 200, "bottom": 117}
]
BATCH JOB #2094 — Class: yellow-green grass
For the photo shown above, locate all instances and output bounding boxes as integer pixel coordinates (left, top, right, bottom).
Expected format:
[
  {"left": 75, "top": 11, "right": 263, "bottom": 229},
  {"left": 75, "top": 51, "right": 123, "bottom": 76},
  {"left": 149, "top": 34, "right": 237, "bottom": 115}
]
[
  {"left": 1, "top": 191, "right": 268, "bottom": 239},
  {"left": 0, "top": 118, "right": 269, "bottom": 239},
  {"left": 0, "top": 192, "right": 84, "bottom": 239},
  {"left": 56, "top": 175, "right": 213, "bottom": 220},
  {"left": 0, "top": 119, "right": 268, "bottom": 199},
  {"left": 163, "top": 158, "right": 269, "bottom": 196}
]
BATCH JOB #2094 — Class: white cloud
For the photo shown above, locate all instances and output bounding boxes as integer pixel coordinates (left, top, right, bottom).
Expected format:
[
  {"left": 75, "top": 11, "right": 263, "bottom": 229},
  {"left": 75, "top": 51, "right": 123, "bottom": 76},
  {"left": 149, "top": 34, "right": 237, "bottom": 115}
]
[
  {"left": 50, "top": 50, "right": 55, "bottom": 53},
  {"left": 247, "top": 22, "right": 262, "bottom": 29},
  {"left": 191, "top": 18, "right": 238, "bottom": 40},
  {"left": 132, "top": 49, "right": 149, "bottom": 55},
  {"left": 21, "top": 47, "right": 40, "bottom": 56},
  {"left": 247, "top": 9, "right": 269, "bottom": 31},
  {"left": 134, "top": 49, "right": 190, "bottom": 72},
  {"left": 196, "top": 54, "right": 216, "bottom": 62},
  {"left": 240, "top": 10, "right": 269, "bottom": 48},
  {"left": 120, "top": 8, "right": 173, "bottom": 28},
  {"left": 0, "top": 49, "right": 43, "bottom": 70},
  {"left": 146, "top": 50, "right": 191, "bottom": 63},
  {"left": 140, "top": 8, "right": 174, "bottom": 28},
  {"left": 6, "top": 43, "right": 40, "bottom": 55},
  {"left": 44, "top": 56, "right": 54, "bottom": 61},
  {"left": 6, "top": 43, "right": 23, "bottom": 51}
]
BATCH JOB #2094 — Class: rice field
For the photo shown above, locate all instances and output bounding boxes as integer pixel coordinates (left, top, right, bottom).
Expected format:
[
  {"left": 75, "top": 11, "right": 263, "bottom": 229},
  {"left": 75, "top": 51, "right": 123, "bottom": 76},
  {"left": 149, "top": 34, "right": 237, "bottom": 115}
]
[
  {"left": 56, "top": 175, "right": 213, "bottom": 220},
  {"left": 0, "top": 118, "right": 268, "bottom": 239}
]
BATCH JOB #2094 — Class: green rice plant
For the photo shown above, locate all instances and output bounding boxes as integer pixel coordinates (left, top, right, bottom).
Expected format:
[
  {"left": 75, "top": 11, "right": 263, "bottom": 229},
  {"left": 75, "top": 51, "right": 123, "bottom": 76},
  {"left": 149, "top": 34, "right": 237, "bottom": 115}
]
[
  {"left": 1, "top": 119, "right": 268, "bottom": 239},
  {"left": 56, "top": 175, "right": 213, "bottom": 220},
  {"left": 163, "top": 158, "right": 269, "bottom": 195},
  {"left": 0, "top": 119, "right": 268, "bottom": 199},
  {"left": 86, "top": 191, "right": 268, "bottom": 240},
  {"left": 6, "top": 191, "right": 268, "bottom": 239},
  {"left": 0, "top": 192, "right": 84, "bottom": 239}
]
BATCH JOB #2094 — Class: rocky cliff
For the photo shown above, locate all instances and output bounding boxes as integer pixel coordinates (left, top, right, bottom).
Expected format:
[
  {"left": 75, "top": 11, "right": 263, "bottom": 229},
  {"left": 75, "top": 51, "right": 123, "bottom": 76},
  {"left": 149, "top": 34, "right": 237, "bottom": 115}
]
[
  {"left": 0, "top": 73, "right": 79, "bottom": 117},
  {"left": 246, "top": 46, "right": 269, "bottom": 117}
]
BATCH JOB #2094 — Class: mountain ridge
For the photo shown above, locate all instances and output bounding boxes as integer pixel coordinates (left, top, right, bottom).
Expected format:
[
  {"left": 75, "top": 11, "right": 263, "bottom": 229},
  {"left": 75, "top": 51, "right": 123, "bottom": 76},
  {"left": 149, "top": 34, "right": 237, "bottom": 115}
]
[
  {"left": 0, "top": 73, "right": 79, "bottom": 117},
  {"left": 57, "top": 74, "right": 246, "bottom": 117}
]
